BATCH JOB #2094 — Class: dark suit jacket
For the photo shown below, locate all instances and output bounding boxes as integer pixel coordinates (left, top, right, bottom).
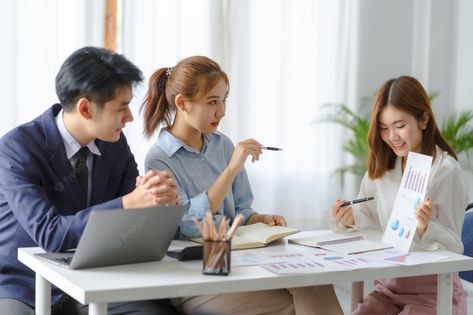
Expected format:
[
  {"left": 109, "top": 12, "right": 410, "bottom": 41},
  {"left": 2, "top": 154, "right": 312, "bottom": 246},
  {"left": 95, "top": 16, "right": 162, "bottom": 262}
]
[{"left": 0, "top": 104, "right": 139, "bottom": 307}]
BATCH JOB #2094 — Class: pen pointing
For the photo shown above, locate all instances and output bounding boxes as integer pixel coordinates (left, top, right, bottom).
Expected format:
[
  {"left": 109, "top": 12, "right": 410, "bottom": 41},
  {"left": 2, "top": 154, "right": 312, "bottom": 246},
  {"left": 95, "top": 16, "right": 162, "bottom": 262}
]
[
  {"left": 260, "top": 146, "right": 283, "bottom": 151},
  {"left": 341, "top": 196, "right": 375, "bottom": 207}
]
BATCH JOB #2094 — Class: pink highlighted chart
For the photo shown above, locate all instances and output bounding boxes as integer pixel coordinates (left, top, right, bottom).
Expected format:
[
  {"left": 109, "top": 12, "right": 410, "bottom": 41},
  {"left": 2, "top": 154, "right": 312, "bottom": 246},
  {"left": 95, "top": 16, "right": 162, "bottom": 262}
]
[{"left": 403, "top": 166, "right": 428, "bottom": 194}]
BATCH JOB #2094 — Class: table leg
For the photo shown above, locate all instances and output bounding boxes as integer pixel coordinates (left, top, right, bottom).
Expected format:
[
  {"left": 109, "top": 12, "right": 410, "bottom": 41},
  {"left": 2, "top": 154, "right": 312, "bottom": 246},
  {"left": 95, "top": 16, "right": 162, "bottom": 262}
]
[
  {"left": 437, "top": 272, "right": 453, "bottom": 315},
  {"left": 89, "top": 302, "right": 107, "bottom": 315},
  {"left": 35, "top": 273, "right": 51, "bottom": 315},
  {"left": 351, "top": 281, "right": 364, "bottom": 312}
]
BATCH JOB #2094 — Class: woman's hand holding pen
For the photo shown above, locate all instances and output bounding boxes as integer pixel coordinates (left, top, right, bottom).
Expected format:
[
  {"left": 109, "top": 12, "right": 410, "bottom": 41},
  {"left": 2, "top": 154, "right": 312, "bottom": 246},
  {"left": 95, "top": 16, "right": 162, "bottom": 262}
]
[
  {"left": 332, "top": 199, "right": 355, "bottom": 227},
  {"left": 227, "top": 139, "right": 263, "bottom": 175},
  {"left": 415, "top": 196, "right": 433, "bottom": 237},
  {"left": 208, "top": 139, "right": 262, "bottom": 214}
]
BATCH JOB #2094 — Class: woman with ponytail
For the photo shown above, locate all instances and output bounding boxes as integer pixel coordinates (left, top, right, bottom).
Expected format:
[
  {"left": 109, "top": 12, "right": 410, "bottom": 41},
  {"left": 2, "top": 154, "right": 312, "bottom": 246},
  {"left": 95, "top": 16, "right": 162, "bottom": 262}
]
[{"left": 142, "top": 56, "right": 343, "bottom": 315}]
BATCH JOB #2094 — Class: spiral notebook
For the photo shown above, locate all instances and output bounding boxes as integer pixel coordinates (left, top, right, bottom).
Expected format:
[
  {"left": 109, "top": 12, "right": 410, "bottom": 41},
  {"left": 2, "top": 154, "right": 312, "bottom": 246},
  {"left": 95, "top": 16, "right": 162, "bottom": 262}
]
[{"left": 289, "top": 232, "right": 393, "bottom": 255}]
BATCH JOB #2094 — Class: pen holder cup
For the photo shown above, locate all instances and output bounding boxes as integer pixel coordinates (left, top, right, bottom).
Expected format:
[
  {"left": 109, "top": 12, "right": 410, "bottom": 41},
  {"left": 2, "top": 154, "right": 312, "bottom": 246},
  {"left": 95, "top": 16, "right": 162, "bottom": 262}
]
[{"left": 202, "top": 239, "right": 231, "bottom": 276}]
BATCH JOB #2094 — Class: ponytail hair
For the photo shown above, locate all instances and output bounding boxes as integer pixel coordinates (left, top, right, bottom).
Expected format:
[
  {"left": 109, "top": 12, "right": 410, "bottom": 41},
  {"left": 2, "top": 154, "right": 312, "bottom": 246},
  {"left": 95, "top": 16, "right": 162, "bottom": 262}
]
[
  {"left": 141, "top": 56, "right": 229, "bottom": 138},
  {"left": 142, "top": 68, "right": 173, "bottom": 137}
]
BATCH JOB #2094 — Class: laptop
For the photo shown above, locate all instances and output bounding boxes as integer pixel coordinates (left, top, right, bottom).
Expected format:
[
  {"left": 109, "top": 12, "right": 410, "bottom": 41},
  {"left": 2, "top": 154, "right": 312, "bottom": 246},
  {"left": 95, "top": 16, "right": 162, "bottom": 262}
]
[{"left": 35, "top": 205, "right": 187, "bottom": 269}]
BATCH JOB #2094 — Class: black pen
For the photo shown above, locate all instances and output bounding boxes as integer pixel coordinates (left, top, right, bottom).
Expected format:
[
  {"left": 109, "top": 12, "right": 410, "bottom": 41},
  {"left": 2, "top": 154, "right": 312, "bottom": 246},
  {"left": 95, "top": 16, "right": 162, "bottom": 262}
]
[
  {"left": 341, "top": 196, "right": 375, "bottom": 207},
  {"left": 260, "top": 146, "right": 283, "bottom": 151}
]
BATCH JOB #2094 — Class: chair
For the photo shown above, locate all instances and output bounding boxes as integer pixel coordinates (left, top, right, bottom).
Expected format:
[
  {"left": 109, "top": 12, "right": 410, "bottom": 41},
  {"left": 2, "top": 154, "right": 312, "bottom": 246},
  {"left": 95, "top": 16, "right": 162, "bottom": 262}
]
[{"left": 460, "top": 208, "right": 473, "bottom": 283}]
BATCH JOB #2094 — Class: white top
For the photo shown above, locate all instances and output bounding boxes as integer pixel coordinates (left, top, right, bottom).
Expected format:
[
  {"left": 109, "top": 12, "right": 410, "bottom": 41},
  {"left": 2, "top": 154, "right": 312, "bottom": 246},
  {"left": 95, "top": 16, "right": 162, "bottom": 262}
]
[{"left": 337, "top": 147, "right": 468, "bottom": 253}]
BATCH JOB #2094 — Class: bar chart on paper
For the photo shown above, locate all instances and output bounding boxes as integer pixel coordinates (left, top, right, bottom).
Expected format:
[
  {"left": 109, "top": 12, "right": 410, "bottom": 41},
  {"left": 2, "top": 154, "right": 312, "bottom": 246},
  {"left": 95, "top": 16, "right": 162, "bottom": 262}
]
[
  {"left": 403, "top": 166, "right": 428, "bottom": 194},
  {"left": 383, "top": 152, "right": 433, "bottom": 252}
]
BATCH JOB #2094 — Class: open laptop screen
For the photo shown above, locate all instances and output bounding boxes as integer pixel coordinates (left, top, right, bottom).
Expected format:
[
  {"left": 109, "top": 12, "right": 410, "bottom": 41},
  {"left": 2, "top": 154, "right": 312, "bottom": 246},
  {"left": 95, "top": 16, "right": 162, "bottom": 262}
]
[{"left": 36, "top": 205, "right": 187, "bottom": 269}]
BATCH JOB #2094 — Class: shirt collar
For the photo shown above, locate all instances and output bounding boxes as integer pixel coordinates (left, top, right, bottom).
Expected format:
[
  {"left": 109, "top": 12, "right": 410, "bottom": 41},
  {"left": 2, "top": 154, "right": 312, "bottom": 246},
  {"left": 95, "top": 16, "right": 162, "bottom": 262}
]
[
  {"left": 429, "top": 145, "right": 445, "bottom": 174},
  {"left": 393, "top": 145, "right": 445, "bottom": 182},
  {"left": 156, "top": 129, "right": 219, "bottom": 157},
  {"left": 55, "top": 109, "right": 101, "bottom": 160}
]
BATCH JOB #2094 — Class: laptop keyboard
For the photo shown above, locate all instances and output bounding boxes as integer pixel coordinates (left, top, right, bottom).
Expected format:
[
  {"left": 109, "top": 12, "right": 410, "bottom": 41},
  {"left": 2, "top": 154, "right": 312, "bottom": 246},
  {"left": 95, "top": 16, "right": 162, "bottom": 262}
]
[{"left": 54, "top": 256, "right": 73, "bottom": 265}]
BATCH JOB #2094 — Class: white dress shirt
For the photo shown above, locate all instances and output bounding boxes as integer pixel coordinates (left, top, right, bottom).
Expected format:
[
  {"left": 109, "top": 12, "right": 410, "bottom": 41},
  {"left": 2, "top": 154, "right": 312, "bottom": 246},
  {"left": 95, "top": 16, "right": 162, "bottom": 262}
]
[
  {"left": 333, "top": 146, "right": 468, "bottom": 253},
  {"left": 353, "top": 147, "right": 468, "bottom": 253},
  {"left": 55, "top": 109, "right": 101, "bottom": 206}
]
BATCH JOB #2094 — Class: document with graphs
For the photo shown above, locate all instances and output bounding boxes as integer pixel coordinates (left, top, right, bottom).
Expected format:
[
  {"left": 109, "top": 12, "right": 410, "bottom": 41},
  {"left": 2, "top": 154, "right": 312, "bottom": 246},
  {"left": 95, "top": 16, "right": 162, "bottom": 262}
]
[{"left": 382, "top": 152, "right": 433, "bottom": 252}]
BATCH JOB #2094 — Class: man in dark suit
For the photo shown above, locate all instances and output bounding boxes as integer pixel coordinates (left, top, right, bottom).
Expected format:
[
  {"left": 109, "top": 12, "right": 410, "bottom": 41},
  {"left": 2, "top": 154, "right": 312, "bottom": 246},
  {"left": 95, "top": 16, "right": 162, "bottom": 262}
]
[{"left": 0, "top": 47, "right": 179, "bottom": 314}]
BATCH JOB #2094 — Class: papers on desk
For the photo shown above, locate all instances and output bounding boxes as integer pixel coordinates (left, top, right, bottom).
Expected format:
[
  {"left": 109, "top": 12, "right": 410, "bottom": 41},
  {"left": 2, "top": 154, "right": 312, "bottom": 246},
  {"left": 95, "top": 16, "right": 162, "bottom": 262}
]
[
  {"left": 232, "top": 247, "right": 330, "bottom": 267},
  {"left": 232, "top": 245, "right": 450, "bottom": 275},
  {"left": 232, "top": 247, "right": 392, "bottom": 275},
  {"left": 260, "top": 252, "right": 391, "bottom": 275},
  {"left": 356, "top": 247, "right": 449, "bottom": 265},
  {"left": 288, "top": 232, "right": 392, "bottom": 255}
]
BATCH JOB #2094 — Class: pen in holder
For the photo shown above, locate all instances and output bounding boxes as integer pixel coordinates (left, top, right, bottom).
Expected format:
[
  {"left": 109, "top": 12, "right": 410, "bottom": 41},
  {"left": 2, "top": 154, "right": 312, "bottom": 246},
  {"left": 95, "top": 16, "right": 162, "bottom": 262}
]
[
  {"left": 193, "top": 212, "right": 244, "bottom": 276},
  {"left": 203, "top": 238, "right": 231, "bottom": 275}
]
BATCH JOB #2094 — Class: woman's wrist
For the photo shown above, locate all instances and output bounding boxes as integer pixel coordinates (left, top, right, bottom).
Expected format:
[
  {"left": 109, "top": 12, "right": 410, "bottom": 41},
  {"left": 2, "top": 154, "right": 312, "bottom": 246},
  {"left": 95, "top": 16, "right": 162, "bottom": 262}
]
[
  {"left": 247, "top": 213, "right": 264, "bottom": 224},
  {"left": 416, "top": 224, "right": 427, "bottom": 238}
]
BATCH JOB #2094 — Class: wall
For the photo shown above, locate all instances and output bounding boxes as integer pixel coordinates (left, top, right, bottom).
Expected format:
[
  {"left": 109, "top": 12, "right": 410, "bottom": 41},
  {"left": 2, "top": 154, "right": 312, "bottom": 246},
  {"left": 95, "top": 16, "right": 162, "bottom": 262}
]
[{"left": 349, "top": 0, "right": 472, "bottom": 199}]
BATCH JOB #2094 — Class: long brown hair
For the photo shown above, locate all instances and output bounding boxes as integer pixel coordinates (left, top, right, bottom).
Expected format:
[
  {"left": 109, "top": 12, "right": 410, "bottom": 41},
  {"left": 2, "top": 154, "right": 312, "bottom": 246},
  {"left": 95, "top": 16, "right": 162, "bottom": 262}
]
[
  {"left": 367, "top": 76, "right": 456, "bottom": 179},
  {"left": 141, "top": 56, "right": 229, "bottom": 137}
]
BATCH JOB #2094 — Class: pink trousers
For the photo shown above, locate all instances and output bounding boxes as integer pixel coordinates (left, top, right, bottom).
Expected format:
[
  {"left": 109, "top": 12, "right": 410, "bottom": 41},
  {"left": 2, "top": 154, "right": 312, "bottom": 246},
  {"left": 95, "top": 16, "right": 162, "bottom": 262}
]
[{"left": 352, "top": 273, "right": 467, "bottom": 315}]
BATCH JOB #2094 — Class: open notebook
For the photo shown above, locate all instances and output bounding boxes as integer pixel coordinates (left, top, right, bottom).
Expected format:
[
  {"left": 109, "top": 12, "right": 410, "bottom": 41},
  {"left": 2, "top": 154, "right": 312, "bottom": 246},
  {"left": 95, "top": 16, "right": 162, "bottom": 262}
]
[
  {"left": 289, "top": 232, "right": 392, "bottom": 255},
  {"left": 193, "top": 223, "right": 300, "bottom": 250}
]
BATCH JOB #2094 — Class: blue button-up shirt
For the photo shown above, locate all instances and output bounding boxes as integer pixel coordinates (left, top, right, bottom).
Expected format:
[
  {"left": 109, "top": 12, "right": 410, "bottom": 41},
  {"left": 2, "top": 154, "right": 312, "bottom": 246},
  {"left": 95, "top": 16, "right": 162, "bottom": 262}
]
[{"left": 145, "top": 129, "right": 255, "bottom": 238}]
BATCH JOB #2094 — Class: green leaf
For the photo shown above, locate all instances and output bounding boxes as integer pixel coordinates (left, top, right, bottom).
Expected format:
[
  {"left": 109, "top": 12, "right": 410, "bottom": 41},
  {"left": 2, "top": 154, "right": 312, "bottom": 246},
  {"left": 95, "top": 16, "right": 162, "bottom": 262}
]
[{"left": 441, "top": 110, "right": 473, "bottom": 155}]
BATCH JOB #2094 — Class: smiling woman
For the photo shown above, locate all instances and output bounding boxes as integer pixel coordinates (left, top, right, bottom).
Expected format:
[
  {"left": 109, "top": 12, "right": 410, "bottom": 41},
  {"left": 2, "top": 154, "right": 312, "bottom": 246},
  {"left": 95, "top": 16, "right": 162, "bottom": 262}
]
[
  {"left": 329, "top": 76, "right": 469, "bottom": 315},
  {"left": 367, "top": 76, "right": 457, "bottom": 179},
  {"left": 378, "top": 105, "right": 427, "bottom": 161}
]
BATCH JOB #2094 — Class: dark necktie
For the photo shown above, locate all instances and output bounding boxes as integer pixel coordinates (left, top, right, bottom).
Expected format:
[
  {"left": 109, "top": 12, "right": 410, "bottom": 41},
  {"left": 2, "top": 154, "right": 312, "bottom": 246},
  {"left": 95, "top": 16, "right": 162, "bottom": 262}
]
[{"left": 75, "top": 146, "right": 89, "bottom": 200}]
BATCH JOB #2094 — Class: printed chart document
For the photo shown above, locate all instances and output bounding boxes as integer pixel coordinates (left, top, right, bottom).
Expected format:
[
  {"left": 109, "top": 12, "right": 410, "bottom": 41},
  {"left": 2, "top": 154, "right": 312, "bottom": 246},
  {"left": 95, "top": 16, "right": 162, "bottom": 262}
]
[
  {"left": 357, "top": 247, "right": 448, "bottom": 266},
  {"left": 261, "top": 251, "right": 392, "bottom": 275},
  {"left": 382, "top": 152, "right": 433, "bottom": 252},
  {"left": 289, "top": 231, "right": 392, "bottom": 255},
  {"left": 232, "top": 247, "right": 328, "bottom": 267},
  {"left": 192, "top": 223, "right": 299, "bottom": 250}
]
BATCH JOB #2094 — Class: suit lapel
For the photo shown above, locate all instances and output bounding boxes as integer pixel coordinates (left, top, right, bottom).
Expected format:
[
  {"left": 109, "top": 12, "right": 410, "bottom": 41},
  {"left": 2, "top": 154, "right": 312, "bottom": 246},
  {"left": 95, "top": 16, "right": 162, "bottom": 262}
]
[
  {"left": 90, "top": 141, "right": 112, "bottom": 204},
  {"left": 43, "top": 104, "right": 86, "bottom": 210}
]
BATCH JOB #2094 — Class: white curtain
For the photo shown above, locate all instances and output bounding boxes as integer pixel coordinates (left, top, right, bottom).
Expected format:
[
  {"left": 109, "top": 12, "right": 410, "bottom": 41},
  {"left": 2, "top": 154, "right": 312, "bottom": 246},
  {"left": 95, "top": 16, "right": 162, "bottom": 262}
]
[
  {"left": 121, "top": 0, "right": 355, "bottom": 229},
  {"left": 2, "top": 0, "right": 469, "bottom": 228},
  {"left": 0, "top": 0, "right": 104, "bottom": 137},
  {"left": 222, "top": 0, "right": 357, "bottom": 229}
]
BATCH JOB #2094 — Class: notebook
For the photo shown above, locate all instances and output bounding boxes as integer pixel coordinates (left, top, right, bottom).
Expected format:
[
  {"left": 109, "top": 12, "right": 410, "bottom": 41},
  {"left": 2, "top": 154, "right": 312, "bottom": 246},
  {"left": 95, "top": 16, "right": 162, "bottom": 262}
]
[
  {"left": 289, "top": 231, "right": 392, "bottom": 255},
  {"left": 35, "top": 205, "right": 187, "bottom": 269},
  {"left": 192, "top": 223, "right": 300, "bottom": 250}
]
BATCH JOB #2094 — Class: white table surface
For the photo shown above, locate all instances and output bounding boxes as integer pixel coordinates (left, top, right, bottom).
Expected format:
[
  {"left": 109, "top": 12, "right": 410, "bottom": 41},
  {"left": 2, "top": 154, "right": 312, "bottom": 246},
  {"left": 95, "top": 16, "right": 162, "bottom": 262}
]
[{"left": 18, "top": 230, "right": 473, "bottom": 315}]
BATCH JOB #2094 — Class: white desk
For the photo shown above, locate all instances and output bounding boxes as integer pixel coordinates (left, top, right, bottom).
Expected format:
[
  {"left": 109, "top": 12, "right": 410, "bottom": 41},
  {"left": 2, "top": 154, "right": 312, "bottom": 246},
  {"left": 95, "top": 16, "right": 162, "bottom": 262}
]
[{"left": 18, "top": 231, "right": 473, "bottom": 315}]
